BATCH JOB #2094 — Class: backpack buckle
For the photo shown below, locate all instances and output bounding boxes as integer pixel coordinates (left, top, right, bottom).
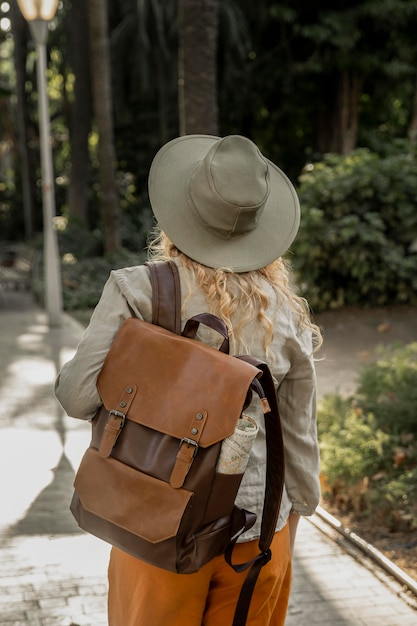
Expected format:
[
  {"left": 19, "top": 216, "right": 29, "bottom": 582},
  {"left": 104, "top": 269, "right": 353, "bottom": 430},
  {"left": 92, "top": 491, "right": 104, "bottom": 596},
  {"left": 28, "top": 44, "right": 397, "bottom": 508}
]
[
  {"left": 108, "top": 409, "right": 126, "bottom": 429},
  {"left": 98, "top": 410, "right": 126, "bottom": 458},
  {"left": 169, "top": 437, "right": 200, "bottom": 488},
  {"left": 179, "top": 437, "right": 199, "bottom": 457}
]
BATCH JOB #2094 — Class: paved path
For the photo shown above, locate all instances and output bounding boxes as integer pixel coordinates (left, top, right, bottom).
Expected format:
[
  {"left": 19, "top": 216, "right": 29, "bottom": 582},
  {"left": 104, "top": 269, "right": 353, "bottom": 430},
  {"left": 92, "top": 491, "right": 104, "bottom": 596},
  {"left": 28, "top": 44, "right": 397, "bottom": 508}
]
[{"left": 0, "top": 290, "right": 416, "bottom": 625}]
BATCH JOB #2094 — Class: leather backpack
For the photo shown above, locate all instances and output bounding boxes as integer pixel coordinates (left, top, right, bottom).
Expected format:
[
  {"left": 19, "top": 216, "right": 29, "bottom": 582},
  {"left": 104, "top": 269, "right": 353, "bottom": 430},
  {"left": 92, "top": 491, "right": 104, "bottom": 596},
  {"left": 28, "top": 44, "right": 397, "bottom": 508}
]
[{"left": 70, "top": 260, "right": 285, "bottom": 625}]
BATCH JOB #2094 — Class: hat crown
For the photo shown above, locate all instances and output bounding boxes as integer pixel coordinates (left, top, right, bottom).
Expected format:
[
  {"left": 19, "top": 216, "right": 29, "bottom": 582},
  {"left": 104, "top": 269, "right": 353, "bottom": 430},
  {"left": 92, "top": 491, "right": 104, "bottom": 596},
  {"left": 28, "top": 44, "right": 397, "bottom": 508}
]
[
  {"left": 148, "top": 133, "right": 300, "bottom": 272},
  {"left": 188, "top": 136, "right": 270, "bottom": 240}
]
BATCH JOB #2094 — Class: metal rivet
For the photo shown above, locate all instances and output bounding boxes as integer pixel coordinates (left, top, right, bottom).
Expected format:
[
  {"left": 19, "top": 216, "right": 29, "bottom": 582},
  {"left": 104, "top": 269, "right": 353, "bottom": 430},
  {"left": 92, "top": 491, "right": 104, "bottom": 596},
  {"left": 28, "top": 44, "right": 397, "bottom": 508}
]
[
  {"left": 126, "top": 387, "right": 133, "bottom": 394},
  {"left": 196, "top": 413, "right": 204, "bottom": 420},
  {"left": 191, "top": 427, "right": 198, "bottom": 435},
  {"left": 120, "top": 401, "right": 127, "bottom": 408}
]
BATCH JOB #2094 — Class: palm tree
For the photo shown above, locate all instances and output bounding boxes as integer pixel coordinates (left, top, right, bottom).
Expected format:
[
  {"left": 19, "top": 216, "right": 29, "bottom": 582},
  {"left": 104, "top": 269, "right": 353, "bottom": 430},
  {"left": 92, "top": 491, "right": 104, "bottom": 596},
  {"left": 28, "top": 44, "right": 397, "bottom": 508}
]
[
  {"left": 110, "top": 0, "right": 178, "bottom": 153},
  {"left": 67, "top": 0, "right": 92, "bottom": 223},
  {"left": 87, "top": 0, "right": 120, "bottom": 253},
  {"left": 178, "top": 0, "right": 219, "bottom": 135},
  {"left": 409, "top": 72, "right": 417, "bottom": 142},
  {"left": 10, "top": 2, "right": 35, "bottom": 238}
]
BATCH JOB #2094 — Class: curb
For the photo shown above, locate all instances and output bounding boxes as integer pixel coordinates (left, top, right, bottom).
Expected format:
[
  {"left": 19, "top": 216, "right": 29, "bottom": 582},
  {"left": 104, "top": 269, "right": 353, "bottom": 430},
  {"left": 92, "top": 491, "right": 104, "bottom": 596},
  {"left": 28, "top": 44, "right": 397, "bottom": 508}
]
[{"left": 310, "top": 506, "right": 417, "bottom": 610}]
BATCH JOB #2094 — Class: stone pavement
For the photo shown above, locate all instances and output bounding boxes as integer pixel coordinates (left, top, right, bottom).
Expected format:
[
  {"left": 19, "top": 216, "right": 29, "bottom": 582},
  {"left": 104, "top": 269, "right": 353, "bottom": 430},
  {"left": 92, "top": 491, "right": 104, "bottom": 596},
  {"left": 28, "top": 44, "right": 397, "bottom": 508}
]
[{"left": 0, "top": 290, "right": 416, "bottom": 625}]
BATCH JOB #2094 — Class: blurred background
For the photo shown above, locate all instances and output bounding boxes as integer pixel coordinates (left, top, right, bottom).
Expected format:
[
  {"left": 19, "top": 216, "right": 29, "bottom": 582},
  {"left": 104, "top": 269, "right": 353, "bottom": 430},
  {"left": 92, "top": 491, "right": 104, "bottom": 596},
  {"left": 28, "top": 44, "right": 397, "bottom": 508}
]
[{"left": 0, "top": 0, "right": 416, "bottom": 320}]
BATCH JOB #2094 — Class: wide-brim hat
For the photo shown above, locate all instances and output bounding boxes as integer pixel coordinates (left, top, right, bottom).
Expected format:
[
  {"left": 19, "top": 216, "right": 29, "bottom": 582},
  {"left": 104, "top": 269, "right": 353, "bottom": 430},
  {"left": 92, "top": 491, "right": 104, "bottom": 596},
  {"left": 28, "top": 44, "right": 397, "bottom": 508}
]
[{"left": 148, "top": 134, "right": 300, "bottom": 272}]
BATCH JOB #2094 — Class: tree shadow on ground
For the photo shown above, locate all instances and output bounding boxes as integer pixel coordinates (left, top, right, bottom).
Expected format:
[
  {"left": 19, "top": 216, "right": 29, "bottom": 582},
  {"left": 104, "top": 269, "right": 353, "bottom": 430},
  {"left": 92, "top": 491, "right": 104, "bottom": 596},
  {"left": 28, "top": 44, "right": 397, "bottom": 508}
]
[{"left": 8, "top": 451, "right": 82, "bottom": 536}]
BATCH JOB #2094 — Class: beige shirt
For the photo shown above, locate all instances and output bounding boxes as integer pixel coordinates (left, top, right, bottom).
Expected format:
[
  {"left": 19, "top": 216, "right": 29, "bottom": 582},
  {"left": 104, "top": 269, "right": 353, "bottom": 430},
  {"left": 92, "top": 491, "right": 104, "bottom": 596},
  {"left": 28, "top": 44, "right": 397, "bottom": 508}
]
[{"left": 55, "top": 259, "right": 320, "bottom": 540}]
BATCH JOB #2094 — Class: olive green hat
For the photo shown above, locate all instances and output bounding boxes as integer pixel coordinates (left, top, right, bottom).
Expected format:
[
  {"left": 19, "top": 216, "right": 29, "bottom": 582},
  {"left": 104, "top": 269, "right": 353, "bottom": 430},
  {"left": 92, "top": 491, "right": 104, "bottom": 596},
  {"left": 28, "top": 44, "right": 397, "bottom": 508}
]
[{"left": 148, "top": 134, "right": 300, "bottom": 272}]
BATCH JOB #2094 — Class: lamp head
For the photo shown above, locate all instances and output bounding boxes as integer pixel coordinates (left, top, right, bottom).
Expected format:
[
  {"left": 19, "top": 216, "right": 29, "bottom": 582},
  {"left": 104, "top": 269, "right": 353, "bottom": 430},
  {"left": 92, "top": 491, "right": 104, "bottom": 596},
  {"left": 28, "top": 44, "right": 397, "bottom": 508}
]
[{"left": 16, "top": 0, "right": 59, "bottom": 22}]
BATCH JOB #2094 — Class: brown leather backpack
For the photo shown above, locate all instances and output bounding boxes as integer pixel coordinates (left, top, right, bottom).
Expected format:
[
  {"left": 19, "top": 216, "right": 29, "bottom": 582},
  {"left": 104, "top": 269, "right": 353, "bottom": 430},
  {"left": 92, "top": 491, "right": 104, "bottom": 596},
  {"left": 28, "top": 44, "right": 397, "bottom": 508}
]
[{"left": 70, "top": 261, "right": 285, "bottom": 625}]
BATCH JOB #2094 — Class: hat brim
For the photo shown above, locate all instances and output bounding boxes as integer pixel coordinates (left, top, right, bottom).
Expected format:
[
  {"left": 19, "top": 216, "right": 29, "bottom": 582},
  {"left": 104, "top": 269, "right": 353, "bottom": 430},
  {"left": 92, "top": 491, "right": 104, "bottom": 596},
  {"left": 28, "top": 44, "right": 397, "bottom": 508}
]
[{"left": 148, "top": 135, "right": 300, "bottom": 272}]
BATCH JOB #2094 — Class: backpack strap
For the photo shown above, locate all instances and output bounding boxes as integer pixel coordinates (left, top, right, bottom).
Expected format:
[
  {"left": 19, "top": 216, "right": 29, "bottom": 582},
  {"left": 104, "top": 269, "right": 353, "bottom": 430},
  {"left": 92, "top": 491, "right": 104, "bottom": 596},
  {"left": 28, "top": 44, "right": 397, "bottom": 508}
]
[
  {"left": 235, "top": 357, "right": 285, "bottom": 550},
  {"left": 227, "top": 356, "right": 285, "bottom": 626},
  {"left": 146, "top": 260, "right": 181, "bottom": 334}
]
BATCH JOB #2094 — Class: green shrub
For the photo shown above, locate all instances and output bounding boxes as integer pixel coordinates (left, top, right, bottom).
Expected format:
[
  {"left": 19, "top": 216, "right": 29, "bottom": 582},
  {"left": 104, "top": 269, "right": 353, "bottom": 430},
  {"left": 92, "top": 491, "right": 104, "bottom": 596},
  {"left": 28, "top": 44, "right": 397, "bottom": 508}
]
[
  {"left": 292, "top": 149, "right": 417, "bottom": 311},
  {"left": 56, "top": 218, "right": 104, "bottom": 259},
  {"left": 318, "top": 343, "right": 417, "bottom": 531},
  {"left": 0, "top": 178, "right": 23, "bottom": 239},
  {"left": 356, "top": 343, "right": 417, "bottom": 436},
  {"left": 318, "top": 395, "right": 389, "bottom": 490},
  {"left": 42, "top": 214, "right": 151, "bottom": 316},
  {"left": 34, "top": 245, "right": 146, "bottom": 315},
  {"left": 61, "top": 248, "right": 146, "bottom": 312}
]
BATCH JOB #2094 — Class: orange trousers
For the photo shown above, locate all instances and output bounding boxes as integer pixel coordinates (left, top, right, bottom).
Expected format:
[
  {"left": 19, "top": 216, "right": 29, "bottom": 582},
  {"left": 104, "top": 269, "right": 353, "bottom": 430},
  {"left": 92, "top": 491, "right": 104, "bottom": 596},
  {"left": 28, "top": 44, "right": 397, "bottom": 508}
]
[{"left": 108, "top": 524, "right": 292, "bottom": 626}]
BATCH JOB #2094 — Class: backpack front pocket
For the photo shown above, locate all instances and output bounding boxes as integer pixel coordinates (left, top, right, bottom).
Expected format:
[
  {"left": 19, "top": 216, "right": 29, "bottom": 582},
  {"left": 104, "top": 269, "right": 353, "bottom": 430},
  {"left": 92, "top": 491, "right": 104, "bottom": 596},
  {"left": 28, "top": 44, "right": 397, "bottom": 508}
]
[{"left": 74, "top": 447, "right": 193, "bottom": 543}]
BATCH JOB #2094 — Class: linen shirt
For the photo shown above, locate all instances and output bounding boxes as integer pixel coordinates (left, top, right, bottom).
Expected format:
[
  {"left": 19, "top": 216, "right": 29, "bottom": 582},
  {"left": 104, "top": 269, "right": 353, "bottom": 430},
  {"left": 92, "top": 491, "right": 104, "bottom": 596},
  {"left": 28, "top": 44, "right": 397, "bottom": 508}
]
[{"left": 55, "top": 259, "right": 320, "bottom": 541}]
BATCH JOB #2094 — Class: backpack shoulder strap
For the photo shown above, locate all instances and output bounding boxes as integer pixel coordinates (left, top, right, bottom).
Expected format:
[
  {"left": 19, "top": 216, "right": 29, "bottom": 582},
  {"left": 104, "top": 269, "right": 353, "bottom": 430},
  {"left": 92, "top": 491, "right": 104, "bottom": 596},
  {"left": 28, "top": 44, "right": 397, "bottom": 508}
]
[
  {"left": 146, "top": 260, "right": 181, "bottom": 334},
  {"left": 228, "top": 356, "right": 285, "bottom": 626}
]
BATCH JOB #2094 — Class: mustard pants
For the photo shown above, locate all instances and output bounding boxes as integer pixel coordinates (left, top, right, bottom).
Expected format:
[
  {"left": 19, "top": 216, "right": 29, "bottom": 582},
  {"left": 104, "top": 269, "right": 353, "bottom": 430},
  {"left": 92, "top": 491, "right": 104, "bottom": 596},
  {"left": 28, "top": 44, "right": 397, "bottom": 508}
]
[{"left": 108, "top": 523, "right": 292, "bottom": 626}]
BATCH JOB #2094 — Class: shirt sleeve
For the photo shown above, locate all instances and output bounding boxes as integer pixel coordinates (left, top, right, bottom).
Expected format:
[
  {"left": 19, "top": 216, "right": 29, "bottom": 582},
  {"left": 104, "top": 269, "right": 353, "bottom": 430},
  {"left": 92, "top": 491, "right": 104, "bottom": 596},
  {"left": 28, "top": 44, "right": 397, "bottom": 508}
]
[
  {"left": 54, "top": 272, "right": 136, "bottom": 420},
  {"left": 277, "top": 323, "right": 321, "bottom": 516}
]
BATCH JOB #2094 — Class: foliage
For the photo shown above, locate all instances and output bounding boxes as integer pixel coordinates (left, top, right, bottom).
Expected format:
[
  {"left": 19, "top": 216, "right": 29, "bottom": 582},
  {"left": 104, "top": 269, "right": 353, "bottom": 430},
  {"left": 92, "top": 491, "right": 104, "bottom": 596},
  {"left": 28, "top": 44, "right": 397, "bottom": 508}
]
[
  {"left": 0, "top": 177, "right": 22, "bottom": 240},
  {"left": 318, "top": 343, "right": 417, "bottom": 532},
  {"left": 32, "top": 216, "right": 151, "bottom": 315},
  {"left": 220, "top": 0, "right": 417, "bottom": 174},
  {"left": 60, "top": 248, "right": 146, "bottom": 312},
  {"left": 292, "top": 148, "right": 417, "bottom": 311},
  {"left": 56, "top": 217, "right": 104, "bottom": 259},
  {"left": 319, "top": 396, "right": 389, "bottom": 488},
  {"left": 55, "top": 193, "right": 153, "bottom": 259},
  {"left": 109, "top": 0, "right": 179, "bottom": 186},
  {"left": 356, "top": 343, "right": 417, "bottom": 436}
]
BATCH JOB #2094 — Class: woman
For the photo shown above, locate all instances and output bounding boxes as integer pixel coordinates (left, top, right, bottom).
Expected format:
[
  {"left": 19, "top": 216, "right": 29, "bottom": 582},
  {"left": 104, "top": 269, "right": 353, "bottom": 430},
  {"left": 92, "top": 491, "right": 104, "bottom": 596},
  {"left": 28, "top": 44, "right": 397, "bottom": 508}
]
[{"left": 55, "top": 134, "right": 322, "bottom": 626}]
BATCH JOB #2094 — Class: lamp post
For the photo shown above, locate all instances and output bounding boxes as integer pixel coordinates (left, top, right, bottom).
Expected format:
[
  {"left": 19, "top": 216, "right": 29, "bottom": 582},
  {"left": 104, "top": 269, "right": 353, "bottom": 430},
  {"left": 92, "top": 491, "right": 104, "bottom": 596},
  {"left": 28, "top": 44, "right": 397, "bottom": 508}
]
[{"left": 16, "top": 0, "right": 62, "bottom": 327}]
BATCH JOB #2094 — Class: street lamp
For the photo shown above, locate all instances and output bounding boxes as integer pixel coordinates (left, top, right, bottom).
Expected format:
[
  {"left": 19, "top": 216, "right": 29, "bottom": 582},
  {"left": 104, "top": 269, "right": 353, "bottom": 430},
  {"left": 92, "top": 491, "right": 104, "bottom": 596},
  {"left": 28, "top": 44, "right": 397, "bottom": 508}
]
[{"left": 16, "top": 0, "right": 63, "bottom": 326}]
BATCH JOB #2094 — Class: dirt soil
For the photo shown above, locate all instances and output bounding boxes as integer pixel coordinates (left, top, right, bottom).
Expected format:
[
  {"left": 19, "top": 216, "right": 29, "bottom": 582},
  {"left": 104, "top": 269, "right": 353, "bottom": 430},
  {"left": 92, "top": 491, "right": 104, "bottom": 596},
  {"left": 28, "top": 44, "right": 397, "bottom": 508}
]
[
  {"left": 314, "top": 304, "right": 417, "bottom": 399},
  {"left": 313, "top": 305, "right": 417, "bottom": 583},
  {"left": 325, "top": 505, "right": 417, "bottom": 581}
]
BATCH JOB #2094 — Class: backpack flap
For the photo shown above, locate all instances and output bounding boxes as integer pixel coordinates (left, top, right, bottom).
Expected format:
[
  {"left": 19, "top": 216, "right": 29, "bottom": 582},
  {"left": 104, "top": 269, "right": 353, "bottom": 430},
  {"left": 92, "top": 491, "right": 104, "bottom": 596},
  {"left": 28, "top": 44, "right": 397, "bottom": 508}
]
[{"left": 97, "top": 317, "right": 261, "bottom": 450}]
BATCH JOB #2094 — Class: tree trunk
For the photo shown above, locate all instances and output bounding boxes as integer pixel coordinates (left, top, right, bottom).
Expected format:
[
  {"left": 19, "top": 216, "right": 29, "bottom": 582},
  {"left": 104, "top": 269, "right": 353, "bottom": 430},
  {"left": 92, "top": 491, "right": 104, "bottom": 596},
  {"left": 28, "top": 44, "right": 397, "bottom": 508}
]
[
  {"left": 317, "top": 70, "right": 362, "bottom": 155},
  {"left": 156, "top": 49, "right": 170, "bottom": 145},
  {"left": 67, "top": 0, "right": 92, "bottom": 223},
  {"left": 338, "top": 70, "right": 362, "bottom": 154},
  {"left": 10, "top": 3, "right": 35, "bottom": 239},
  {"left": 178, "top": 0, "right": 219, "bottom": 135},
  {"left": 87, "top": 0, "right": 120, "bottom": 253},
  {"left": 407, "top": 72, "right": 417, "bottom": 143}
]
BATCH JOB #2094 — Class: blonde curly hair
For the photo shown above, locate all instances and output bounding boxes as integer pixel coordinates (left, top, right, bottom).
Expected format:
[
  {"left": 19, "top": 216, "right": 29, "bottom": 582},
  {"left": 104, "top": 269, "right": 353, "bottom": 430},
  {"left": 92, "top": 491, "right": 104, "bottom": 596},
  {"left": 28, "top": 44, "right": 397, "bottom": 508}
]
[{"left": 147, "top": 228, "right": 322, "bottom": 356}]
